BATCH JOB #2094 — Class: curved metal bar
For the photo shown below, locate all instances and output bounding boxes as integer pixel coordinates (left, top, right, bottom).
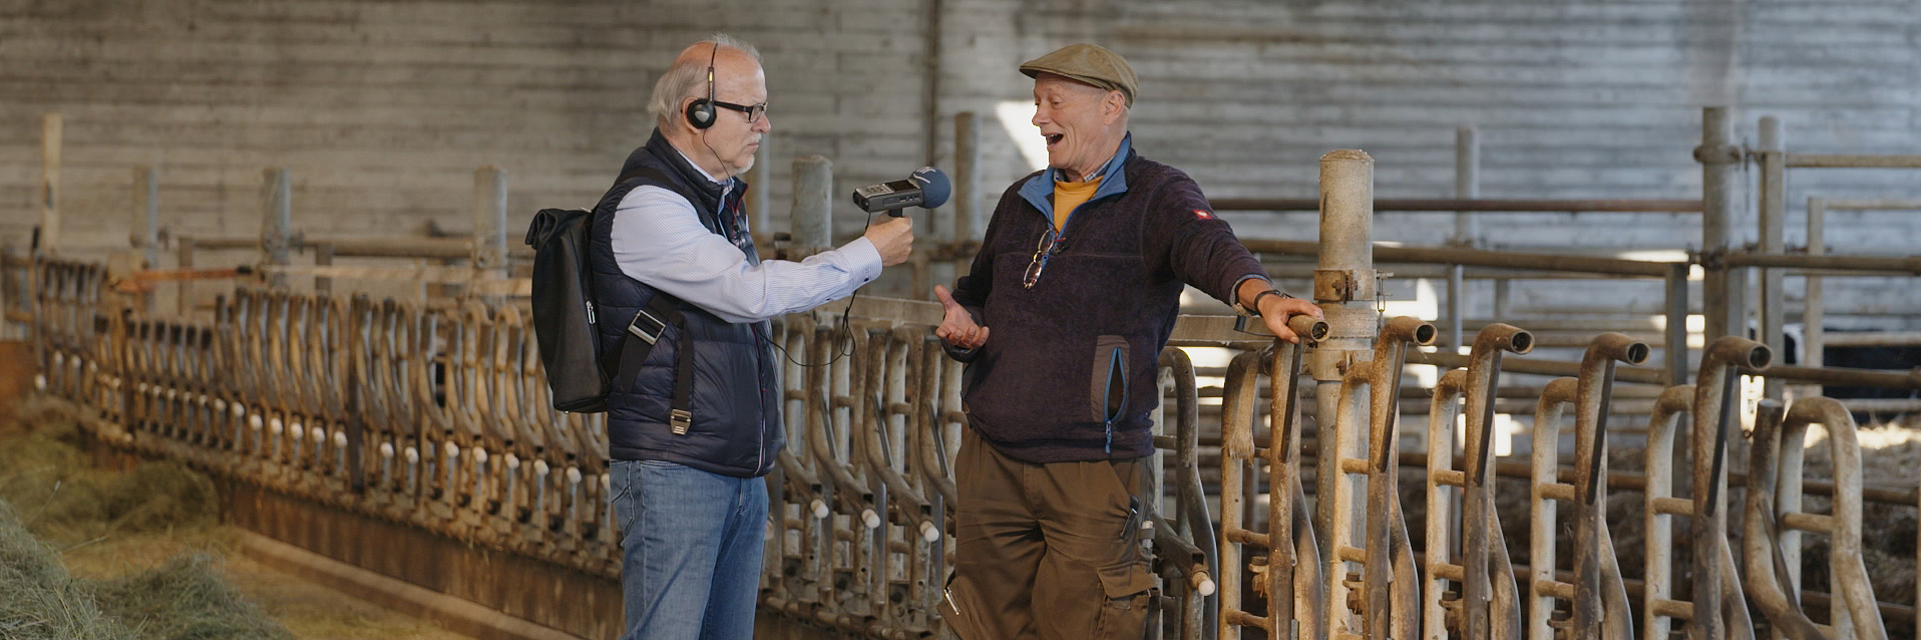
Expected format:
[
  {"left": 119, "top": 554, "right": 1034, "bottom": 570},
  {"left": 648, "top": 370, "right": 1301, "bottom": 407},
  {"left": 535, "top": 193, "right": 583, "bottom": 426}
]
[
  {"left": 1571, "top": 333, "right": 1646, "bottom": 640},
  {"left": 1363, "top": 316, "right": 1434, "bottom": 640},
  {"left": 1527, "top": 377, "right": 1577, "bottom": 640},
  {"left": 805, "top": 324, "right": 875, "bottom": 524},
  {"left": 1424, "top": 368, "right": 1468, "bottom": 640},
  {"left": 864, "top": 328, "right": 931, "bottom": 527},
  {"left": 1742, "top": 400, "right": 1829, "bottom": 640},
  {"left": 1157, "top": 345, "right": 1216, "bottom": 629},
  {"left": 1270, "top": 314, "right": 1325, "bottom": 640},
  {"left": 1691, "top": 336, "right": 1770, "bottom": 640},
  {"left": 1218, "top": 348, "right": 1264, "bottom": 635},
  {"left": 1746, "top": 399, "right": 1889, "bottom": 640},
  {"left": 1326, "top": 365, "right": 1368, "bottom": 639},
  {"left": 1462, "top": 323, "right": 1532, "bottom": 640},
  {"left": 1644, "top": 383, "right": 1695, "bottom": 640},
  {"left": 913, "top": 332, "right": 955, "bottom": 514}
]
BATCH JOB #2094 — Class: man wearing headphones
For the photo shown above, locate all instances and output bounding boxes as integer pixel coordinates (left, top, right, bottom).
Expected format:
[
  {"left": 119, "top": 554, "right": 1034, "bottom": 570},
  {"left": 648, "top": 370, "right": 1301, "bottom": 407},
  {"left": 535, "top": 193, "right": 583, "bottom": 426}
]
[
  {"left": 931, "top": 43, "right": 1323, "bottom": 639},
  {"left": 592, "top": 35, "right": 914, "bottom": 640}
]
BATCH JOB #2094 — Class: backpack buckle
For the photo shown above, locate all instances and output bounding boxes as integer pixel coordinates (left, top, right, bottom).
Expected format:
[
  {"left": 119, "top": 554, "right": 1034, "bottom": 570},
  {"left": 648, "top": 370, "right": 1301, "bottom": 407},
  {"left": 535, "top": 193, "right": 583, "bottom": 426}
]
[
  {"left": 628, "top": 308, "right": 668, "bottom": 345},
  {"left": 669, "top": 409, "right": 692, "bottom": 434}
]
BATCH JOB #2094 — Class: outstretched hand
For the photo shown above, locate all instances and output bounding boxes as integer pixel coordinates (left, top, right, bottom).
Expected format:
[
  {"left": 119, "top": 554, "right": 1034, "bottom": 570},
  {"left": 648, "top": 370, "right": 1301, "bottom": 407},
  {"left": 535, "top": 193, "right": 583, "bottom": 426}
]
[
  {"left": 1260, "top": 295, "right": 1325, "bottom": 343},
  {"left": 933, "top": 285, "right": 989, "bottom": 349}
]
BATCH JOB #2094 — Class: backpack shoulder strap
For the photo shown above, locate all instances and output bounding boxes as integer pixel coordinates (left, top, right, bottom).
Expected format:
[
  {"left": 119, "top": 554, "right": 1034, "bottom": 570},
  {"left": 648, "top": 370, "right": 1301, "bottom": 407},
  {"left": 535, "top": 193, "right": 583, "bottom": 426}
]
[
  {"left": 610, "top": 293, "right": 695, "bottom": 434},
  {"left": 600, "top": 164, "right": 699, "bottom": 434}
]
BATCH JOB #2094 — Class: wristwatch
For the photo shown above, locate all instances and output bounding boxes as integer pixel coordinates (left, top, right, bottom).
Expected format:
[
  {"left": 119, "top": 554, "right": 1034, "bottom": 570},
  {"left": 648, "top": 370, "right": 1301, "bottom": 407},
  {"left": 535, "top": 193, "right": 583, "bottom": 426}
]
[{"left": 1235, "top": 288, "right": 1293, "bottom": 316}]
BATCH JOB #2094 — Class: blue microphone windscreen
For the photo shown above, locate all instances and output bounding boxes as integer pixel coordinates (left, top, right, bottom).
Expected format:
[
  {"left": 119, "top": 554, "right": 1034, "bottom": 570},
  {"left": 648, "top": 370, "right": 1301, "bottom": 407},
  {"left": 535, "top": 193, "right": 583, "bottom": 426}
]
[{"left": 910, "top": 166, "right": 951, "bottom": 209}]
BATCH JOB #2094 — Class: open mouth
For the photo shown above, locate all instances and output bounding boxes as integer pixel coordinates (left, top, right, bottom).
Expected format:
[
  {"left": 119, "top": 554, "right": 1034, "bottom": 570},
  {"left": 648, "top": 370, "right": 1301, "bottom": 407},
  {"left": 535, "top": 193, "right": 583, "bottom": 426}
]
[{"left": 1043, "top": 133, "right": 1064, "bottom": 147}]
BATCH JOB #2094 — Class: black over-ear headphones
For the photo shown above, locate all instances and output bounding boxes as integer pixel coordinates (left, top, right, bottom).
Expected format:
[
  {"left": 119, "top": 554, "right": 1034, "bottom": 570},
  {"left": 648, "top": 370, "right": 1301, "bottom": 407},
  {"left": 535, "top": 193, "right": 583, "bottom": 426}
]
[{"left": 685, "top": 42, "right": 719, "bottom": 129}]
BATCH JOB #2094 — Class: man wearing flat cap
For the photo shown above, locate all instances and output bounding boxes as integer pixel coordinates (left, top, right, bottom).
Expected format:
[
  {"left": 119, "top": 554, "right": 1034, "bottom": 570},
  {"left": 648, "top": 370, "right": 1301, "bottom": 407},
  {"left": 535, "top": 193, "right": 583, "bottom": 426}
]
[{"left": 932, "top": 43, "right": 1323, "bottom": 638}]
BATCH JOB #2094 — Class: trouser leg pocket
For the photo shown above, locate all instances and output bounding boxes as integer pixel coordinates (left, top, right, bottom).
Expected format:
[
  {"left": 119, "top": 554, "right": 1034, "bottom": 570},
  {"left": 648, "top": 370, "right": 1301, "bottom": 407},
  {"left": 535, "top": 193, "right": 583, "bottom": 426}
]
[
  {"left": 938, "top": 573, "right": 993, "bottom": 640},
  {"left": 1093, "top": 561, "right": 1156, "bottom": 639}
]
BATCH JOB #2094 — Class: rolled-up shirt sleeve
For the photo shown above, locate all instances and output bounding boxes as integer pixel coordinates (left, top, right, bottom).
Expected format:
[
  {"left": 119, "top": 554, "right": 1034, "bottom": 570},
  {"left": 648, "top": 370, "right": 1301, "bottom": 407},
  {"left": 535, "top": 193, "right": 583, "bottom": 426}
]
[{"left": 611, "top": 185, "right": 883, "bottom": 324}]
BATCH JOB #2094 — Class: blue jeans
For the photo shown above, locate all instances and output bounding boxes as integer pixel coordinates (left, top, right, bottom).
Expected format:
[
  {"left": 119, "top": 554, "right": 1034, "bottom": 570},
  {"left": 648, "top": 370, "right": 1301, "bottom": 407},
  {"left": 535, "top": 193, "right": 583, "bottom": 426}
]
[{"left": 610, "top": 459, "right": 768, "bottom": 640}]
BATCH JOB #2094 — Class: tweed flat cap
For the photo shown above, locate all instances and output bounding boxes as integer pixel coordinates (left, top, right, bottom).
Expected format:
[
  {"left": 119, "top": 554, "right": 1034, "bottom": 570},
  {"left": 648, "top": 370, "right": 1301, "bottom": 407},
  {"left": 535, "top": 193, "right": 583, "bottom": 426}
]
[{"left": 1019, "top": 43, "right": 1138, "bottom": 107}]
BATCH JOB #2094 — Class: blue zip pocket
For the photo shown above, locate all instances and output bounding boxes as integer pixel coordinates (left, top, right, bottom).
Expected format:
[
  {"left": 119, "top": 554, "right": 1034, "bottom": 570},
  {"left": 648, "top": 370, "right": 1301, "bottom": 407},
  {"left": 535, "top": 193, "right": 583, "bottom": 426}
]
[{"left": 1091, "top": 335, "right": 1131, "bottom": 454}]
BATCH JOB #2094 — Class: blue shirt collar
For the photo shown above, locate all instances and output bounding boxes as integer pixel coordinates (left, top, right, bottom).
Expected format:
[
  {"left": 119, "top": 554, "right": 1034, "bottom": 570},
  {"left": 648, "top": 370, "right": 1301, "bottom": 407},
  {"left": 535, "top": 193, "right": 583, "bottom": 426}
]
[{"left": 1019, "top": 133, "right": 1134, "bottom": 223}]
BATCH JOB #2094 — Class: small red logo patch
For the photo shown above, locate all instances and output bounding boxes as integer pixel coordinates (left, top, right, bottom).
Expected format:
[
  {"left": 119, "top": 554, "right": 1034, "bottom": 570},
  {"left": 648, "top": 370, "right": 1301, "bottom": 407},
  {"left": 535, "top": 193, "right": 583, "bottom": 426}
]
[{"left": 1193, "top": 209, "right": 1214, "bottom": 220}]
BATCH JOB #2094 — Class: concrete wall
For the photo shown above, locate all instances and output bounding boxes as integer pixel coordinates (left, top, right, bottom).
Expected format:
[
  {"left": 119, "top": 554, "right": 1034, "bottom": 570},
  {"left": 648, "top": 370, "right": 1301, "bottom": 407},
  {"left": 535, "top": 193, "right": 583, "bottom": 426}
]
[{"left": 4, "top": 0, "right": 1918, "bottom": 326}]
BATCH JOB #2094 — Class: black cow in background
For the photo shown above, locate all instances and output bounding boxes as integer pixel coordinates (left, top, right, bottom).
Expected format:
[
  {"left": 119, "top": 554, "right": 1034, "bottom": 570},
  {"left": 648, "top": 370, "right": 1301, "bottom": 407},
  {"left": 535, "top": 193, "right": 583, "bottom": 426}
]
[{"left": 1778, "top": 325, "right": 1919, "bottom": 424}]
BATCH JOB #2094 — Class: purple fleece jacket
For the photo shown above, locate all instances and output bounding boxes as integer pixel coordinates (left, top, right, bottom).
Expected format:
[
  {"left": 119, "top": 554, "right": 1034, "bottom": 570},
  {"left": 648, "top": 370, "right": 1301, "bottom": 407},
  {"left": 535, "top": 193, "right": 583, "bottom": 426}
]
[{"left": 947, "top": 146, "right": 1265, "bottom": 463}]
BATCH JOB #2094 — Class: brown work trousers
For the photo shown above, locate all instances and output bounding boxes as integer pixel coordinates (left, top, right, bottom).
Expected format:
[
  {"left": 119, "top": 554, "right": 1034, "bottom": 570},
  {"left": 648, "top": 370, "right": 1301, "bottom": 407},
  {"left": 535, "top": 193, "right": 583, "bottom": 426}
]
[{"left": 938, "top": 428, "right": 1156, "bottom": 640}]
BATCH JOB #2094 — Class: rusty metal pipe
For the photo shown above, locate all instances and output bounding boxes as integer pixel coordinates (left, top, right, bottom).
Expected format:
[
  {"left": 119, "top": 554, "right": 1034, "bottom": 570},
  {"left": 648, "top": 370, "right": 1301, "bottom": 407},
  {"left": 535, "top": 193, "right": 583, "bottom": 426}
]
[
  {"left": 1328, "top": 366, "right": 1369, "bottom": 637},
  {"left": 1528, "top": 377, "right": 1577, "bottom": 640},
  {"left": 1157, "top": 347, "right": 1218, "bottom": 615},
  {"left": 918, "top": 336, "right": 959, "bottom": 512},
  {"left": 1210, "top": 197, "right": 1703, "bottom": 213},
  {"left": 1720, "top": 251, "right": 1921, "bottom": 274},
  {"left": 859, "top": 329, "right": 934, "bottom": 541},
  {"left": 1462, "top": 323, "right": 1532, "bottom": 640},
  {"left": 1571, "top": 333, "right": 1646, "bottom": 640},
  {"left": 1244, "top": 239, "right": 1675, "bottom": 278},
  {"left": 1690, "top": 336, "right": 1770, "bottom": 640},
  {"left": 1424, "top": 368, "right": 1468, "bottom": 640},
  {"left": 1783, "top": 399, "right": 1887, "bottom": 640},
  {"left": 1269, "top": 330, "right": 1325, "bottom": 640},
  {"left": 805, "top": 326, "right": 875, "bottom": 523},
  {"left": 1363, "top": 317, "right": 1434, "bottom": 640},
  {"left": 1742, "top": 401, "right": 1829, "bottom": 640},
  {"left": 1219, "top": 349, "right": 1263, "bottom": 637},
  {"left": 1405, "top": 349, "right": 1670, "bottom": 385},
  {"left": 1755, "top": 364, "right": 1921, "bottom": 391}
]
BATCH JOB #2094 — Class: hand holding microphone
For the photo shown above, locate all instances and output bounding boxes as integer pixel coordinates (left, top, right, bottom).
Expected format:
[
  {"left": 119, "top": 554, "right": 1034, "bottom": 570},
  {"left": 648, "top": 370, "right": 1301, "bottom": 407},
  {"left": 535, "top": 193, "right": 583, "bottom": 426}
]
[
  {"left": 864, "top": 217, "right": 913, "bottom": 267},
  {"left": 853, "top": 166, "right": 946, "bottom": 265},
  {"left": 851, "top": 167, "right": 951, "bottom": 216}
]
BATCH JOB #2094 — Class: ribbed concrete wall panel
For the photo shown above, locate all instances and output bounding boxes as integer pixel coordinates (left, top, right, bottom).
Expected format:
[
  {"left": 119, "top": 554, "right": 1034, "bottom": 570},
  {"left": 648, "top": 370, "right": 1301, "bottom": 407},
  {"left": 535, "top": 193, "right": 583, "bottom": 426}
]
[{"left": 3, "top": 0, "right": 1917, "bottom": 329}]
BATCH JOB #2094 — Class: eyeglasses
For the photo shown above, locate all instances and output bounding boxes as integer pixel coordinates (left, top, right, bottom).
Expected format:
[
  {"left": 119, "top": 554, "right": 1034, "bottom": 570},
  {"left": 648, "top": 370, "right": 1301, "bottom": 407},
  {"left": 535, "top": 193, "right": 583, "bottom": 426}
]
[
  {"left": 712, "top": 100, "right": 768, "bottom": 123},
  {"left": 1022, "top": 227, "right": 1065, "bottom": 289}
]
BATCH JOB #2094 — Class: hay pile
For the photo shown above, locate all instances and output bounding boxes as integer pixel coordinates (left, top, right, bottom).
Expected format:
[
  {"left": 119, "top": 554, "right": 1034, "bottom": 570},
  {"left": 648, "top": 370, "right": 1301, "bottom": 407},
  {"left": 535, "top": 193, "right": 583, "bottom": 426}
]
[
  {"left": 0, "top": 501, "right": 125, "bottom": 639},
  {"left": 0, "top": 402, "right": 216, "bottom": 543},
  {"left": 0, "top": 399, "right": 291, "bottom": 640}
]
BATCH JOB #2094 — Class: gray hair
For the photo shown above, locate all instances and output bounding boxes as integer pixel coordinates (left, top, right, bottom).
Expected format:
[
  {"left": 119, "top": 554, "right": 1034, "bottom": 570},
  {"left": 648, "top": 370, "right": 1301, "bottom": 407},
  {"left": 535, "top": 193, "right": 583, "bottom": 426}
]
[{"left": 649, "top": 34, "right": 762, "bottom": 129}]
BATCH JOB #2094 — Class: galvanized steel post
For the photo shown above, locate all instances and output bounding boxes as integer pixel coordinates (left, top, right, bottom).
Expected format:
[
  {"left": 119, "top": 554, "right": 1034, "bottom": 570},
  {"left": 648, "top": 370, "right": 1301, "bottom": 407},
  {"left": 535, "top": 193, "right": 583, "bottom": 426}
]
[
  {"left": 1665, "top": 263, "right": 1691, "bottom": 386},
  {"left": 1697, "top": 107, "right": 1744, "bottom": 342},
  {"left": 792, "top": 155, "right": 835, "bottom": 253},
  {"left": 472, "top": 166, "right": 508, "bottom": 278},
  {"left": 133, "top": 167, "right": 159, "bottom": 269},
  {"left": 1803, "top": 197, "right": 1826, "bottom": 384},
  {"left": 1756, "top": 116, "right": 1786, "bottom": 400},
  {"left": 261, "top": 168, "right": 293, "bottom": 289},
  {"left": 954, "top": 112, "right": 983, "bottom": 242},
  {"left": 1312, "top": 150, "right": 1380, "bottom": 563},
  {"left": 38, "top": 113, "right": 61, "bottom": 256},
  {"left": 1449, "top": 126, "right": 1479, "bottom": 353}
]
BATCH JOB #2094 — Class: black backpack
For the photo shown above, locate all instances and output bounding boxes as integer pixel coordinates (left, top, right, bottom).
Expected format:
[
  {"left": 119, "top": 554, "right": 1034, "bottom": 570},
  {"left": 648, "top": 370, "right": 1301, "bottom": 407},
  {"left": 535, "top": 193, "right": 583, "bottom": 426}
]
[{"left": 524, "top": 167, "right": 693, "bottom": 417}]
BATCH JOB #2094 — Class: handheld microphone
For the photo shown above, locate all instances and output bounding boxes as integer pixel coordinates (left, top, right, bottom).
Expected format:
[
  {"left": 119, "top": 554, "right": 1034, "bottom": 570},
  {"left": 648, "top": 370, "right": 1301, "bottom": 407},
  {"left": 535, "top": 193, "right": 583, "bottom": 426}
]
[{"left": 851, "top": 167, "right": 950, "bottom": 216}]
